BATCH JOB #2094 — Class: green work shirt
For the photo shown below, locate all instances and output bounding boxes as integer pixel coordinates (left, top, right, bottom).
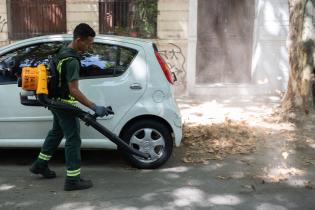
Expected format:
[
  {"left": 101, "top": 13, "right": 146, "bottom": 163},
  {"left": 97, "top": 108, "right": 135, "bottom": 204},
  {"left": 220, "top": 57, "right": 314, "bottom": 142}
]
[{"left": 64, "top": 59, "right": 80, "bottom": 82}]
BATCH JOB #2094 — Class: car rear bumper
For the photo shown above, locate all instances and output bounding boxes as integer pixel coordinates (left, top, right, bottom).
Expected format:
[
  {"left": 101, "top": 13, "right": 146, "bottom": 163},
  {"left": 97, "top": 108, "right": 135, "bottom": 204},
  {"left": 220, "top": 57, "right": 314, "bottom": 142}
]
[{"left": 172, "top": 118, "right": 183, "bottom": 147}]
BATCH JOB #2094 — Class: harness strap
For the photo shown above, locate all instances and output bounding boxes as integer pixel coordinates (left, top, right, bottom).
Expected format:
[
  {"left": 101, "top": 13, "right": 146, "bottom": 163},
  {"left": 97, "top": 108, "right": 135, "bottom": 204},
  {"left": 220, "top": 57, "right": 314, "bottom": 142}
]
[
  {"left": 56, "top": 57, "right": 78, "bottom": 104},
  {"left": 57, "top": 57, "right": 73, "bottom": 88}
]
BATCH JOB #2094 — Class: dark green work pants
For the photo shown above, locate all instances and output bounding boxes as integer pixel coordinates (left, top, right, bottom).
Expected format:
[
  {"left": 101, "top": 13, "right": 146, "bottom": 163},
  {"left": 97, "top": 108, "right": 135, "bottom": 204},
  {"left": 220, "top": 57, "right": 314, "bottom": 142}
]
[{"left": 36, "top": 109, "right": 81, "bottom": 180}]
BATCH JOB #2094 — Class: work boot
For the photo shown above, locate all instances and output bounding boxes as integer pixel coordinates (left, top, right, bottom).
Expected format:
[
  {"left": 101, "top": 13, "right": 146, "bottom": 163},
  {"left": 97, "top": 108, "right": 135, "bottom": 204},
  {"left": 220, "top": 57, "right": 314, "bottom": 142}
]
[
  {"left": 30, "top": 163, "right": 56, "bottom": 179},
  {"left": 64, "top": 178, "right": 93, "bottom": 191}
]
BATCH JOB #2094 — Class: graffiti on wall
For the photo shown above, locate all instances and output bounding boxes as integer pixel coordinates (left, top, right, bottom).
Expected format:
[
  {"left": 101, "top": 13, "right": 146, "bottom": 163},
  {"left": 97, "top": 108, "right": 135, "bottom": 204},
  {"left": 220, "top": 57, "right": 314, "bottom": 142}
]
[
  {"left": 158, "top": 43, "right": 186, "bottom": 86},
  {"left": 0, "top": 16, "right": 7, "bottom": 32}
]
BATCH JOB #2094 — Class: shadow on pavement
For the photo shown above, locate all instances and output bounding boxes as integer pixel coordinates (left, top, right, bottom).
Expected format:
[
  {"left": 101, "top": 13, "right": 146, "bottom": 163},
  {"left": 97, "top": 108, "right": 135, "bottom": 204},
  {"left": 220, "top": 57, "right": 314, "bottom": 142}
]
[{"left": 0, "top": 148, "right": 127, "bottom": 168}]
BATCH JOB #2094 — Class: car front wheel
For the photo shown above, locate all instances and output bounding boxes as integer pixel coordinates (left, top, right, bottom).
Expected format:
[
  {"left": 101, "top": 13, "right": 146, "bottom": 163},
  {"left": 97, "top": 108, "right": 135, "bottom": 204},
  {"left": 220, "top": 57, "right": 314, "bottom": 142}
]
[{"left": 121, "top": 120, "right": 173, "bottom": 169}]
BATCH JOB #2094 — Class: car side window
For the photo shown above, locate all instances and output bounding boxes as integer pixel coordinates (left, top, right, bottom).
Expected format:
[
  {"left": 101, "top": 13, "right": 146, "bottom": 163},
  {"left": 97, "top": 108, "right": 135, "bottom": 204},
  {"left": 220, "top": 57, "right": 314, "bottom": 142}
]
[
  {"left": 80, "top": 43, "right": 138, "bottom": 78},
  {"left": 0, "top": 42, "right": 65, "bottom": 84}
]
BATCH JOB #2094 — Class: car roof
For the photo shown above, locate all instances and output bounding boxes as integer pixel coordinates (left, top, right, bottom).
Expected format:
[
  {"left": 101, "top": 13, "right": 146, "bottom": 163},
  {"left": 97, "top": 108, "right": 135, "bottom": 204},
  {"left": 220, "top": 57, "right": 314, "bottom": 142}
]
[{"left": 0, "top": 34, "right": 154, "bottom": 53}]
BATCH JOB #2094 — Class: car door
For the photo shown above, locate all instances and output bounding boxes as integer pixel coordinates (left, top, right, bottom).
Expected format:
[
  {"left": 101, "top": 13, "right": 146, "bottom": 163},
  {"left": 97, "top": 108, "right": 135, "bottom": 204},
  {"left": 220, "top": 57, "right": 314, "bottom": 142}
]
[
  {"left": 0, "top": 42, "right": 65, "bottom": 143},
  {"left": 78, "top": 41, "right": 147, "bottom": 139}
]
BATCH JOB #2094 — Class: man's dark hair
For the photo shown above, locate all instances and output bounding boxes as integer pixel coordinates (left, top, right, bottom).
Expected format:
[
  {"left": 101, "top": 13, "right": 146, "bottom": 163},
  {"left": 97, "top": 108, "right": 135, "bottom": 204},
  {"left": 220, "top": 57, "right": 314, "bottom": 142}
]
[{"left": 73, "top": 23, "right": 96, "bottom": 40}]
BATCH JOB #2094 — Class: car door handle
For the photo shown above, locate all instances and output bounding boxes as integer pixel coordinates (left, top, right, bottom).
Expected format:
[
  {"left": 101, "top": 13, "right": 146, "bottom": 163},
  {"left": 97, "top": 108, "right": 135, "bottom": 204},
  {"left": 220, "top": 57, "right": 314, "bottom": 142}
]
[{"left": 130, "top": 83, "right": 142, "bottom": 90}]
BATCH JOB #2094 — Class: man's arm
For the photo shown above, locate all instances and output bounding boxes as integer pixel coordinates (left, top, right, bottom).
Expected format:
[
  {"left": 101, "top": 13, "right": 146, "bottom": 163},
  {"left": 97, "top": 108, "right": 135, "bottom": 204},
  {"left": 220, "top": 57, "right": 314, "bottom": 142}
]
[
  {"left": 68, "top": 79, "right": 113, "bottom": 117},
  {"left": 68, "top": 80, "right": 94, "bottom": 109},
  {"left": 65, "top": 60, "right": 109, "bottom": 116}
]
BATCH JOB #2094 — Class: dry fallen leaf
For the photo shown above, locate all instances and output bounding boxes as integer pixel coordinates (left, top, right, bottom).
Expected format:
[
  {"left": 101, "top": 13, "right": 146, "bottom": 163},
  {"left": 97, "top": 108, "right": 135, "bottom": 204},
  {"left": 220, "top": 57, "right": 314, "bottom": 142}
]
[
  {"left": 241, "top": 184, "right": 256, "bottom": 192},
  {"left": 182, "top": 157, "right": 192, "bottom": 163},
  {"left": 217, "top": 176, "right": 232, "bottom": 180},
  {"left": 304, "top": 181, "right": 314, "bottom": 189}
]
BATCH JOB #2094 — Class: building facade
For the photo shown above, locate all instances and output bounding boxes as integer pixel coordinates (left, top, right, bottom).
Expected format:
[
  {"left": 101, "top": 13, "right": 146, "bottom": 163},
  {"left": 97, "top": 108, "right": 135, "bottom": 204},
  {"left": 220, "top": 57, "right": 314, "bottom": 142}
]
[{"left": 0, "top": 0, "right": 289, "bottom": 96}]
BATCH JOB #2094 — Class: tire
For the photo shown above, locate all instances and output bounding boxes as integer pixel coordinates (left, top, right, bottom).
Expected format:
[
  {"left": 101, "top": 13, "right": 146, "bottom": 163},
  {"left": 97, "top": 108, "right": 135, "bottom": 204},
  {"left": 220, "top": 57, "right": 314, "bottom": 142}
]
[{"left": 121, "top": 119, "right": 173, "bottom": 169}]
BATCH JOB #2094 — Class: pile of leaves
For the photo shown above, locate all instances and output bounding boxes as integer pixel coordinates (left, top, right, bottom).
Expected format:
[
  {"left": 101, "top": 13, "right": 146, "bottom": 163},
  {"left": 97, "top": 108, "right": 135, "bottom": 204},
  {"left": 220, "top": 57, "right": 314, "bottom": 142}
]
[{"left": 182, "top": 118, "right": 259, "bottom": 163}]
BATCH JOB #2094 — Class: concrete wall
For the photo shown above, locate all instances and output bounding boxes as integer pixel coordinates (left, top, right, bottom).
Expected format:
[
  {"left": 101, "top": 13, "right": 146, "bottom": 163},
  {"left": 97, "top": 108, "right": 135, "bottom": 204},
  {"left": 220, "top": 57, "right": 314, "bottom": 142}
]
[
  {"left": 252, "top": 0, "right": 289, "bottom": 92},
  {"left": 66, "top": 0, "right": 99, "bottom": 33},
  {"left": 156, "top": 0, "right": 189, "bottom": 95},
  {"left": 0, "top": 0, "right": 9, "bottom": 46}
]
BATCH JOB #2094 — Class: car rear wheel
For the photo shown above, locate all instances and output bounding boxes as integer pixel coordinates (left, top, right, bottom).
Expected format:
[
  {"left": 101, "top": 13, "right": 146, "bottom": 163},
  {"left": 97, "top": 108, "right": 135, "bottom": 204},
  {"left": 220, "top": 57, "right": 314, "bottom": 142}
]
[{"left": 121, "top": 120, "right": 173, "bottom": 169}]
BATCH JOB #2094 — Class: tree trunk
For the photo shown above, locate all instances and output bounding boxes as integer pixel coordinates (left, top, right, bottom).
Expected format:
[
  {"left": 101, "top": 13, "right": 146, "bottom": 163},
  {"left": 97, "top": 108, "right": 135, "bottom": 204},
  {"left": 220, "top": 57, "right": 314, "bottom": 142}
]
[{"left": 281, "top": 0, "right": 315, "bottom": 119}]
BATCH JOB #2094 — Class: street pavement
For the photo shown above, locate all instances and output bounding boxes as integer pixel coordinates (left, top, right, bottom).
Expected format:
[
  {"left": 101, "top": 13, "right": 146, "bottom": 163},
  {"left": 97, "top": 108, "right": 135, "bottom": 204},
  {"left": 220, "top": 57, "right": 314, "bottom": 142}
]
[
  {"left": 0, "top": 148, "right": 314, "bottom": 210},
  {"left": 1, "top": 96, "right": 315, "bottom": 210}
]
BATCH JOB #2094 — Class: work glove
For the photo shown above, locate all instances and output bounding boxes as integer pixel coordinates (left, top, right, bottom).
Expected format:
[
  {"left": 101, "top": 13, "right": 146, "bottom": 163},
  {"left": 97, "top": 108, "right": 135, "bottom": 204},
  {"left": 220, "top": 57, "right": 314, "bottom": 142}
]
[{"left": 91, "top": 104, "right": 114, "bottom": 117}]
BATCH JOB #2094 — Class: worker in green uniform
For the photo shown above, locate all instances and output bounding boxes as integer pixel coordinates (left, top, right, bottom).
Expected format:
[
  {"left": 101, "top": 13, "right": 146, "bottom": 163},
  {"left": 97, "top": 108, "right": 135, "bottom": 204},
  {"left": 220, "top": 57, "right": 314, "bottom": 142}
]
[{"left": 30, "top": 23, "right": 110, "bottom": 191}]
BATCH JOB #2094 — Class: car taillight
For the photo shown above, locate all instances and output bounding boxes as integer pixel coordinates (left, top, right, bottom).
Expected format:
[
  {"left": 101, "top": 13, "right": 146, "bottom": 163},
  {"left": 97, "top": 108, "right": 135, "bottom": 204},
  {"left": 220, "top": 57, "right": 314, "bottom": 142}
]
[{"left": 154, "top": 51, "right": 174, "bottom": 84}]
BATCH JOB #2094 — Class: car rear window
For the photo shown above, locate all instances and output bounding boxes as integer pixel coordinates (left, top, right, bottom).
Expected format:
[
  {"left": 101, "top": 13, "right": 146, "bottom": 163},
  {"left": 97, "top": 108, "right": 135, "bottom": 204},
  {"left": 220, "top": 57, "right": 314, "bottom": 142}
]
[
  {"left": 79, "top": 43, "right": 138, "bottom": 78},
  {"left": 0, "top": 42, "right": 65, "bottom": 84}
]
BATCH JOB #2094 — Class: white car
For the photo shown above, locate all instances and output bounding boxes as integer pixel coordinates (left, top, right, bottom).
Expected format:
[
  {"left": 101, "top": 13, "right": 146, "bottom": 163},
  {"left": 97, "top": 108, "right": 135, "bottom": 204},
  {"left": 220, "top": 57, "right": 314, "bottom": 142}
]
[{"left": 0, "top": 35, "right": 182, "bottom": 169}]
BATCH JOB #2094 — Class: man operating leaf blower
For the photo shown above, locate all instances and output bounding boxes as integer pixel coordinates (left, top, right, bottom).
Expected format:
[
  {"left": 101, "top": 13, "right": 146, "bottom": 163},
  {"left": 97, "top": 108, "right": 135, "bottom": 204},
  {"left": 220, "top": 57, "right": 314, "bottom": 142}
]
[{"left": 29, "top": 23, "right": 112, "bottom": 191}]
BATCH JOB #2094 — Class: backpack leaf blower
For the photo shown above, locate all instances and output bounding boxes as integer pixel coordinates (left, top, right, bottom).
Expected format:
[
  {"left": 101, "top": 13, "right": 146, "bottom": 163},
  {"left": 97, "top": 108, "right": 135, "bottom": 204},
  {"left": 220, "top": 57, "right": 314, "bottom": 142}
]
[{"left": 18, "top": 64, "right": 150, "bottom": 159}]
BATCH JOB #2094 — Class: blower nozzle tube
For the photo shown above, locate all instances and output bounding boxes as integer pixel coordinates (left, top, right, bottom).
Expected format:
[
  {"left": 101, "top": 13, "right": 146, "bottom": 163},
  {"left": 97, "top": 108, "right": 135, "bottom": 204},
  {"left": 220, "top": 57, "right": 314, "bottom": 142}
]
[{"left": 37, "top": 94, "right": 150, "bottom": 159}]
